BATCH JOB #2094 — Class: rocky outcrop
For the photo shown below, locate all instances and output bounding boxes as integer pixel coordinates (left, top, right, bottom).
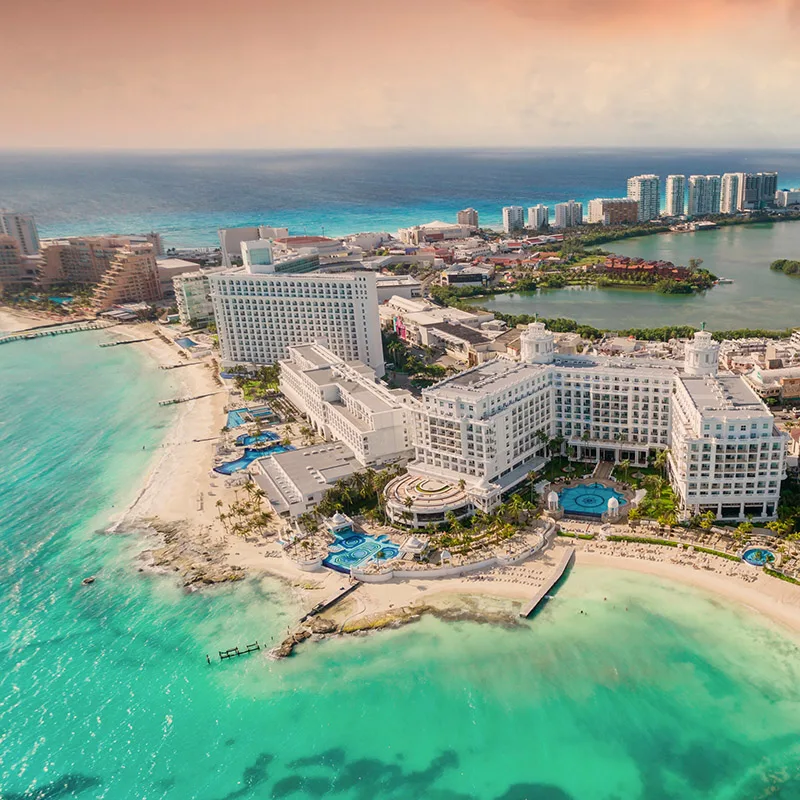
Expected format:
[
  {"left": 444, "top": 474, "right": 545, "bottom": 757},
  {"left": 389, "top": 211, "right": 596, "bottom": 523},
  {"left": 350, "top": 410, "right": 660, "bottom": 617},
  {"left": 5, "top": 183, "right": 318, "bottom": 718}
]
[{"left": 131, "top": 518, "right": 245, "bottom": 589}]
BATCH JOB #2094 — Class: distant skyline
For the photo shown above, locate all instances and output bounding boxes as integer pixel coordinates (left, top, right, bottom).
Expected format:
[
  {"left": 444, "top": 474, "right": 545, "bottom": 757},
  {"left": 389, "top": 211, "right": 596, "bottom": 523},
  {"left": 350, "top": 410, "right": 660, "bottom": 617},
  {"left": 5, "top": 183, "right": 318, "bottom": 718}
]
[{"left": 1, "top": 0, "right": 799, "bottom": 150}]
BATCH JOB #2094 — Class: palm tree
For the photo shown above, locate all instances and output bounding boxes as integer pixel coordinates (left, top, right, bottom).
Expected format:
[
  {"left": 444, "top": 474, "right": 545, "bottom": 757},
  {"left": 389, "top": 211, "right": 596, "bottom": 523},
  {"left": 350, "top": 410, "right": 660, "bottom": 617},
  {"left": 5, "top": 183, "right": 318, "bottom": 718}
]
[
  {"left": 618, "top": 458, "right": 631, "bottom": 483},
  {"left": 654, "top": 448, "right": 670, "bottom": 476}
]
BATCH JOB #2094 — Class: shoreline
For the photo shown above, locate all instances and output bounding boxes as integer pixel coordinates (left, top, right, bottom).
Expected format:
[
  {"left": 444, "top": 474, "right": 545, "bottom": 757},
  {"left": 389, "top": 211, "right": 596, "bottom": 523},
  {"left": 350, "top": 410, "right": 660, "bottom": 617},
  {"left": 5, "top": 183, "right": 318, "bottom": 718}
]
[{"left": 75, "top": 319, "right": 800, "bottom": 648}]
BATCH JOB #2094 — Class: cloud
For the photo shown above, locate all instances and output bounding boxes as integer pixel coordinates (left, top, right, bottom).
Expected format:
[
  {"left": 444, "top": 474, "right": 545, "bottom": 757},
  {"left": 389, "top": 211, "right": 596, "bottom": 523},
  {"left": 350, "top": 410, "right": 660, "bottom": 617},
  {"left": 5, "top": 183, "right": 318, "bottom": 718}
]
[{"left": 484, "top": 0, "right": 796, "bottom": 35}]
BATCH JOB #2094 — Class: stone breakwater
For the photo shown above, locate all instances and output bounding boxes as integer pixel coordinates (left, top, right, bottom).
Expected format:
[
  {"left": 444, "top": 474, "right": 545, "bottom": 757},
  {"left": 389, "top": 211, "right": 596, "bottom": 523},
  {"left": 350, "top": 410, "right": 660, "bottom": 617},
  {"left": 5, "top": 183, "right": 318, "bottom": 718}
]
[{"left": 128, "top": 518, "right": 246, "bottom": 589}]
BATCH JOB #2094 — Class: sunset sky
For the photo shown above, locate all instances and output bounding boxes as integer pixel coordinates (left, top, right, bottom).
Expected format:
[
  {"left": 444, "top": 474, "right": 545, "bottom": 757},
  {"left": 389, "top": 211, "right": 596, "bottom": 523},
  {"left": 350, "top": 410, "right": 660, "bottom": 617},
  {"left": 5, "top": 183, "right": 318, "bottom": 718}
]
[{"left": 2, "top": 0, "right": 799, "bottom": 149}]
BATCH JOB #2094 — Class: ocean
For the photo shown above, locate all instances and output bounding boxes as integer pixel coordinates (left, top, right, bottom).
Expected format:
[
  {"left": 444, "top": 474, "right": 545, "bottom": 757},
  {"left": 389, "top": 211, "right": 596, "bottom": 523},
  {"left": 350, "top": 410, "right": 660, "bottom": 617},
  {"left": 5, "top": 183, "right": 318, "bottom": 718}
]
[
  {"left": 1, "top": 148, "right": 799, "bottom": 247},
  {"left": 2, "top": 332, "right": 800, "bottom": 799}
]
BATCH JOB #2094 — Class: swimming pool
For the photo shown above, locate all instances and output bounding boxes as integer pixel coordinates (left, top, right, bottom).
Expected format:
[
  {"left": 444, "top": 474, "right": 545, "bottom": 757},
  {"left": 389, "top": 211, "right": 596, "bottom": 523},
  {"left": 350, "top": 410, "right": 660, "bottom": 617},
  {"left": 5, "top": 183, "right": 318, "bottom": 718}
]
[
  {"left": 213, "top": 444, "right": 293, "bottom": 475},
  {"left": 226, "top": 408, "right": 250, "bottom": 428},
  {"left": 235, "top": 431, "right": 279, "bottom": 447},
  {"left": 558, "top": 483, "right": 627, "bottom": 518},
  {"left": 176, "top": 337, "right": 199, "bottom": 349},
  {"left": 323, "top": 529, "right": 401, "bottom": 573},
  {"left": 742, "top": 547, "right": 776, "bottom": 567}
]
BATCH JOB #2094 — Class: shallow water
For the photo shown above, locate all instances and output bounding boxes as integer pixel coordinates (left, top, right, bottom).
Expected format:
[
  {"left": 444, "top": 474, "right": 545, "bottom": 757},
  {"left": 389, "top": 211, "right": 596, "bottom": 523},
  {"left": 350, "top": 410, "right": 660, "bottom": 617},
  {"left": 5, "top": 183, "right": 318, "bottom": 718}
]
[{"left": 2, "top": 334, "right": 800, "bottom": 799}]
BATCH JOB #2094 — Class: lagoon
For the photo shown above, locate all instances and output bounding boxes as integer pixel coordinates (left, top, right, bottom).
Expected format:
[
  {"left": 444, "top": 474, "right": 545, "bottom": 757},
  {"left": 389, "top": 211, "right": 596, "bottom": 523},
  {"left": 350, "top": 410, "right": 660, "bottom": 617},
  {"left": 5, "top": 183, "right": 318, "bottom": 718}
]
[{"left": 480, "top": 222, "right": 800, "bottom": 330}]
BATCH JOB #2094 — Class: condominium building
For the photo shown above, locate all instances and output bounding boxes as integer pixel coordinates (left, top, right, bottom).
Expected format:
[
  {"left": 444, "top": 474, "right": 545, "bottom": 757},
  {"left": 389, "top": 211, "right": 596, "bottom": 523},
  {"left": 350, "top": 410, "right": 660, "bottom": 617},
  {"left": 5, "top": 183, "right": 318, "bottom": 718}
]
[
  {"left": 664, "top": 175, "right": 686, "bottom": 216},
  {"left": 527, "top": 205, "right": 550, "bottom": 230},
  {"left": 736, "top": 172, "right": 779, "bottom": 211},
  {"left": 385, "top": 324, "right": 786, "bottom": 526},
  {"left": 457, "top": 208, "right": 479, "bottom": 228},
  {"left": 776, "top": 189, "right": 800, "bottom": 208},
  {"left": 687, "top": 175, "right": 721, "bottom": 216},
  {"left": 92, "top": 243, "right": 162, "bottom": 310},
  {"left": 0, "top": 211, "right": 40, "bottom": 255},
  {"left": 720, "top": 173, "right": 740, "bottom": 214},
  {"left": 553, "top": 200, "right": 583, "bottom": 229},
  {"left": 279, "top": 342, "right": 414, "bottom": 467},
  {"left": 502, "top": 206, "right": 525, "bottom": 233},
  {"left": 173, "top": 269, "right": 223, "bottom": 327},
  {"left": 587, "top": 198, "right": 639, "bottom": 225},
  {"left": 209, "top": 268, "right": 384, "bottom": 374},
  {"left": 626, "top": 174, "right": 661, "bottom": 221},
  {"left": 0, "top": 235, "right": 38, "bottom": 294}
]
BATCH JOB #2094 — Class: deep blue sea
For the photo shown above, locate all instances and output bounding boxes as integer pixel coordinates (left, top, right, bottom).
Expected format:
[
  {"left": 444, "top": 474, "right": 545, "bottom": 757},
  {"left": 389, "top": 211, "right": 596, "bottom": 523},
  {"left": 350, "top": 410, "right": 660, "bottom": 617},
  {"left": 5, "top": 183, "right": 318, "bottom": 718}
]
[{"left": 1, "top": 149, "right": 799, "bottom": 247}]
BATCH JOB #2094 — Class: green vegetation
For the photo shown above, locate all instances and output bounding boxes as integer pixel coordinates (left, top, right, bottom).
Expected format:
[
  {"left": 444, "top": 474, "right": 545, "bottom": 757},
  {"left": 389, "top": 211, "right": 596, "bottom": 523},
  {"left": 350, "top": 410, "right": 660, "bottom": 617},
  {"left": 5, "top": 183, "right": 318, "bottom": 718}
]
[
  {"left": 689, "top": 545, "right": 740, "bottom": 562},
  {"left": 382, "top": 330, "right": 448, "bottom": 386},
  {"left": 607, "top": 535, "right": 679, "bottom": 547},
  {"left": 315, "top": 465, "right": 406, "bottom": 520},
  {"left": 228, "top": 364, "right": 280, "bottom": 401},
  {"left": 214, "top": 482, "right": 274, "bottom": 538},
  {"left": 764, "top": 568, "right": 800, "bottom": 585},
  {"left": 770, "top": 258, "right": 800, "bottom": 277}
]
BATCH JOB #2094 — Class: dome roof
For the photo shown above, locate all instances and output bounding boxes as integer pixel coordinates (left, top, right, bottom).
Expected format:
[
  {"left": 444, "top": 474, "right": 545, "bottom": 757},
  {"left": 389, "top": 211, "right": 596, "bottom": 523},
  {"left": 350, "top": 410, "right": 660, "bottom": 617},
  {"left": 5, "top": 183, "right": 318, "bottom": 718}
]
[
  {"left": 547, "top": 490, "right": 559, "bottom": 504},
  {"left": 331, "top": 512, "right": 349, "bottom": 525},
  {"left": 607, "top": 497, "right": 619, "bottom": 510}
]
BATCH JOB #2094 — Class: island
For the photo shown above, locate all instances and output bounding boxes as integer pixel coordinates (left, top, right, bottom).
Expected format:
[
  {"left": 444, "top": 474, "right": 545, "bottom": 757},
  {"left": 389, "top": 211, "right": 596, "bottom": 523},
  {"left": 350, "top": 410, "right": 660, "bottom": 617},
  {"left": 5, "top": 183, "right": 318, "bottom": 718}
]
[{"left": 770, "top": 258, "right": 800, "bottom": 277}]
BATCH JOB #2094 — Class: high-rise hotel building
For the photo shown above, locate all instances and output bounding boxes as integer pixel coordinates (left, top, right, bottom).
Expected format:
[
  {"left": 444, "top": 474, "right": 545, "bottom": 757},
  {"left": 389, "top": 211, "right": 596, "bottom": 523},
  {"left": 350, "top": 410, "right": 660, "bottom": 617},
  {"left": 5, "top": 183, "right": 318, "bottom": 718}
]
[
  {"left": 527, "top": 205, "right": 550, "bottom": 230},
  {"left": 383, "top": 324, "right": 786, "bottom": 526},
  {"left": 502, "top": 206, "right": 525, "bottom": 233},
  {"left": 664, "top": 175, "right": 685, "bottom": 216},
  {"left": 553, "top": 200, "right": 583, "bottom": 228},
  {"left": 0, "top": 211, "right": 40, "bottom": 255},
  {"left": 626, "top": 174, "right": 661, "bottom": 221},
  {"left": 209, "top": 264, "right": 384, "bottom": 375},
  {"left": 457, "top": 208, "right": 479, "bottom": 228}
]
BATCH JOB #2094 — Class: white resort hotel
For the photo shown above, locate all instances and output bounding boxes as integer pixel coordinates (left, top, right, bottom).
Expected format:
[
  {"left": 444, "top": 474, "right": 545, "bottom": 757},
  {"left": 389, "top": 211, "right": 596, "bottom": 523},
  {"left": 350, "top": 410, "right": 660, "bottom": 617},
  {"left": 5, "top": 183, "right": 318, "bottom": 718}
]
[{"left": 268, "top": 321, "right": 786, "bottom": 528}]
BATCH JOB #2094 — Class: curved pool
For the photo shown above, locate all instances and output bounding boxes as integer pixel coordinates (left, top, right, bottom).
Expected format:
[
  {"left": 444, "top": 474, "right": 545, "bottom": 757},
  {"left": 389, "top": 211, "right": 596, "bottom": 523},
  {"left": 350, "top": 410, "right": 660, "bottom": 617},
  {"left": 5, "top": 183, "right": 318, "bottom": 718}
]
[
  {"left": 558, "top": 482, "right": 627, "bottom": 518},
  {"left": 742, "top": 547, "right": 776, "bottom": 567}
]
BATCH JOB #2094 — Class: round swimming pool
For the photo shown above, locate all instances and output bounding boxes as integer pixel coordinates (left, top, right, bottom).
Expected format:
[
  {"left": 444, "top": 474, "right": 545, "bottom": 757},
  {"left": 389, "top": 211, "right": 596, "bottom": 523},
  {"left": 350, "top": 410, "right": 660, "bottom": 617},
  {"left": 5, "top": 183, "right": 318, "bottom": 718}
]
[
  {"left": 742, "top": 547, "right": 776, "bottom": 567},
  {"left": 557, "top": 482, "right": 627, "bottom": 517}
]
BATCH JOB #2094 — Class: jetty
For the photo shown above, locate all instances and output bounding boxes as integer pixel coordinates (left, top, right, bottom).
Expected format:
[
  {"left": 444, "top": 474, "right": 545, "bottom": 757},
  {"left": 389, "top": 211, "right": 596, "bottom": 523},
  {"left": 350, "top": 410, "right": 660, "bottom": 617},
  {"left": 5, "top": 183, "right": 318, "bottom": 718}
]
[
  {"left": 0, "top": 320, "right": 115, "bottom": 346},
  {"left": 159, "top": 391, "right": 222, "bottom": 406},
  {"left": 214, "top": 641, "right": 261, "bottom": 662},
  {"left": 99, "top": 337, "right": 154, "bottom": 348},
  {"left": 300, "top": 580, "right": 360, "bottom": 623},
  {"left": 160, "top": 362, "right": 202, "bottom": 370},
  {"left": 519, "top": 548, "right": 574, "bottom": 618}
]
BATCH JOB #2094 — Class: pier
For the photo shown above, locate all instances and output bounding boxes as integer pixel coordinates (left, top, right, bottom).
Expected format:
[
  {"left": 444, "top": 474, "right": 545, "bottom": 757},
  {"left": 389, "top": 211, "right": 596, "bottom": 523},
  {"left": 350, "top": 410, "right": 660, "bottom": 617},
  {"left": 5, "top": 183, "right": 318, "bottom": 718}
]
[
  {"left": 519, "top": 548, "right": 574, "bottom": 618},
  {"left": 159, "top": 391, "right": 222, "bottom": 406},
  {"left": 0, "top": 320, "right": 115, "bottom": 346},
  {"left": 213, "top": 641, "right": 261, "bottom": 662},
  {"left": 99, "top": 337, "right": 154, "bottom": 348},
  {"left": 300, "top": 580, "right": 360, "bottom": 622},
  {"left": 160, "top": 362, "right": 202, "bottom": 370}
]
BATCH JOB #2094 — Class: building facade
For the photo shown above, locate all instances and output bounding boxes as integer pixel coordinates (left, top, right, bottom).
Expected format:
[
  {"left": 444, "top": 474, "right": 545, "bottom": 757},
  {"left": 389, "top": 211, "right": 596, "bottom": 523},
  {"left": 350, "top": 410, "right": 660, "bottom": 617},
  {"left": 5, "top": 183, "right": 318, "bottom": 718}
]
[
  {"left": 720, "top": 173, "right": 740, "bottom": 214},
  {"left": 687, "top": 175, "right": 721, "bottom": 216},
  {"left": 92, "top": 243, "right": 162, "bottom": 310},
  {"left": 775, "top": 189, "right": 800, "bottom": 208},
  {"left": 173, "top": 270, "right": 221, "bottom": 327},
  {"left": 736, "top": 172, "right": 779, "bottom": 211},
  {"left": 502, "top": 206, "right": 525, "bottom": 233},
  {"left": 279, "top": 342, "right": 413, "bottom": 467},
  {"left": 626, "top": 174, "right": 661, "bottom": 221},
  {"left": 527, "top": 205, "right": 550, "bottom": 230},
  {"left": 665, "top": 175, "right": 685, "bottom": 216},
  {"left": 457, "top": 208, "right": 479, "bottom": 228},
  {"left": 386, "top": 325, "right": 786, "bottom": 527},
  {"left": 587, "top": 198, "right": 639, "bottom": 225},
  {"left": 210, "top": 269, "right": 384, "bottom": 374},
  {"left": 0, "top": 235, "right": 37, "bottom": 294},
  {"left": 0, "top": 211, "right": 40, "bottom": 255},
  {"left": 553, "top": 200, "right": 583, "bottom": 228}
]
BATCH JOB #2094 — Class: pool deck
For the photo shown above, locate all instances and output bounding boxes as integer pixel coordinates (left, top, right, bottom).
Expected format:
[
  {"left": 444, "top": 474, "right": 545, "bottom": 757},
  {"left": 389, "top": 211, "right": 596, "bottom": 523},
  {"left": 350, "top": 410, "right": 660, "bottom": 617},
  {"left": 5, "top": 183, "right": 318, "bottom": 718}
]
[{"left": 519, "top": 547, "right": 574, "bottom": 618}]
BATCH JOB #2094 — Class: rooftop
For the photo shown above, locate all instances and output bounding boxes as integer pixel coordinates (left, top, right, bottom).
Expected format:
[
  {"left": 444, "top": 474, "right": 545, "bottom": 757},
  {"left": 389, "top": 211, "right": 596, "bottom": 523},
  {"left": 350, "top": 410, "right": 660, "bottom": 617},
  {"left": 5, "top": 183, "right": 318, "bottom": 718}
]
[{"left": 680, "top": 374, "right": 767, "bottom": 413}]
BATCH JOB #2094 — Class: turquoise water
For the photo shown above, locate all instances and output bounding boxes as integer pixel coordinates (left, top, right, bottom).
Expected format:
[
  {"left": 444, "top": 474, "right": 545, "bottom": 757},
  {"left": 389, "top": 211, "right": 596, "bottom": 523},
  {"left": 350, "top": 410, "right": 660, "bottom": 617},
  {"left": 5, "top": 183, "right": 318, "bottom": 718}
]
[
  {"left": 4, "top": 334, "right": 800, "bottom": 798},
  {"left": 558, "top": 483, "right": 627, "bottom": 517},
  {"left": 742, "top": 548, "right": 777, "bottom": 567}
]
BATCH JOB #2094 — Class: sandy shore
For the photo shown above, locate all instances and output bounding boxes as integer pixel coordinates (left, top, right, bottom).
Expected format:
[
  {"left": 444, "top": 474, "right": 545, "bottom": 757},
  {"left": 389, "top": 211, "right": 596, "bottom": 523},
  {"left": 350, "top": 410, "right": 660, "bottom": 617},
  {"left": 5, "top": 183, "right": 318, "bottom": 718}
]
[
  {"left": 574, "top": 544, "right": 800, "bottom": 636},
  {"left": 0, "top": 306, "right": 58, "bottom": 332},
  {"left": 106, "top": 324, "right": 229, "bottom": 536}
]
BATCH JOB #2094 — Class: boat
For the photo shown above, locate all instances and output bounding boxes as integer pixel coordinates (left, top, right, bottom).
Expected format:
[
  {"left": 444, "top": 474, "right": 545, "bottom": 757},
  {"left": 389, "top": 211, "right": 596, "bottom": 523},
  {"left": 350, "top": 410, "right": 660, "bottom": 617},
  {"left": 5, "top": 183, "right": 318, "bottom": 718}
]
[
  {"left": 715, "top": 277, "right": 734, "bottom": 284},
  {"left": 81, "top": 576, "right": 96, "bottom": 586}
]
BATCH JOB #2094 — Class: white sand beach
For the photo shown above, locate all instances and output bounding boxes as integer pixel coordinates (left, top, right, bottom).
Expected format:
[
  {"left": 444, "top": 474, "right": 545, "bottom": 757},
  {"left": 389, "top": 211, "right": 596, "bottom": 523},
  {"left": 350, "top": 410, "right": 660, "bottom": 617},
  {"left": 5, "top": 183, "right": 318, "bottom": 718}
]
[{"left": 0, "top": 306, "right": 54, "bottom": 332}]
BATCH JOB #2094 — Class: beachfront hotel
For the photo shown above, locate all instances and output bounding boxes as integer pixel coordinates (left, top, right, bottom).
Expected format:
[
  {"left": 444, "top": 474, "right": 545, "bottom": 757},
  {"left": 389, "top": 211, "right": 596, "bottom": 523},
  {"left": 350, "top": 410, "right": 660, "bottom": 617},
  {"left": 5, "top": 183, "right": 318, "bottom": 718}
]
[
  {"left": 91, "top": 243, "right": 162, "bottom": 310},
  {"left": 626, "top": 174, "right": 661, "bottom": 221},
  {"left": 377, "top": 325, "right": 787, "bottom": 527},
  {"left": 587, "top": 198, "right": 639, "bottom": 225},
  {"left": 0, "top": 210, "right": 40, "bottom": 256},
  {"left": 687, "top": 175, "right": 722, "bottom": 216},
  {"left": 209, "top": 265, "right": 384, "bottom": 375},
  {"left": 253, "top": 342, "right": 414, "bottom": 517},
  {"left": 664, "top": 175, "right": 685, "bottom": 216}
]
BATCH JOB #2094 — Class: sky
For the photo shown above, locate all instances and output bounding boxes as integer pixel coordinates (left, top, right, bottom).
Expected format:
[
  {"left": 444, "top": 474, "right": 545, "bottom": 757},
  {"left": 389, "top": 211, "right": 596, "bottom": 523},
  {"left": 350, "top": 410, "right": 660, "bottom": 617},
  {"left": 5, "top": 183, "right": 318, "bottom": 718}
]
[{"left": 2, "top": 0, "right": 799, "bottom": 149}]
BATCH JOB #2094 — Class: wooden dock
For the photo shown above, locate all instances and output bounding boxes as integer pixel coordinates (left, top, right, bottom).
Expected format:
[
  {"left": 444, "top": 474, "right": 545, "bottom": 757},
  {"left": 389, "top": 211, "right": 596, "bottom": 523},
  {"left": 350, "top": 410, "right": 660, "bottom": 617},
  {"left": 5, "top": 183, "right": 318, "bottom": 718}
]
[
  {"left": 519, "top": 548, "right": 574, "bottom": 618},
  {"left": 300, "top": 580, "right": 360, "bottom": 623},
  {"left": 0, "top": 320, "right": 115, "bottom": 346},
  {"left": 99, "top": 337, "right": 154, "bottom": 348},
  {"left": 213, "top": 641, "right": 261, "bottom": 662}
]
